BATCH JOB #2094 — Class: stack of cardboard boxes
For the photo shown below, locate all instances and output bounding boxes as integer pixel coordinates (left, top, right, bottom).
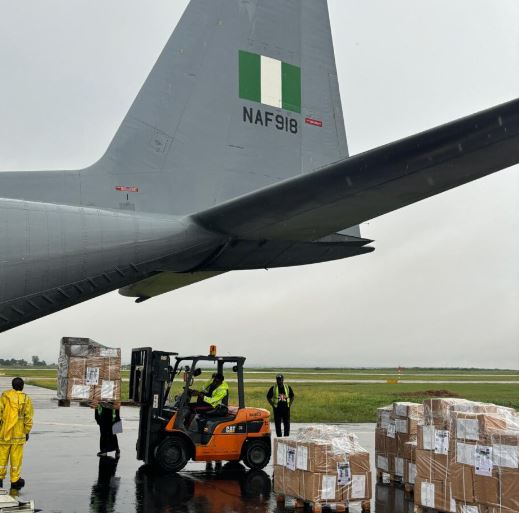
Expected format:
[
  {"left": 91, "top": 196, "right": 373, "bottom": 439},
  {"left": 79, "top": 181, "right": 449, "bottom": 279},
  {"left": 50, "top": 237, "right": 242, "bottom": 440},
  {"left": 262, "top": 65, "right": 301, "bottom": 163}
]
[
  {"left": 375, "top": 402, "right": 423, "bottom": 484},
  {"left": 450, "top": 406, "right": 519, "bottom": 513},
  {"left": 57, "top": 337, "right": 121, "bottom": 407},
  {"left": 273, "top": 426, "right": 372, "bottom": 506},
  {"left": 414, "top": 399, "right": 518, "bottom": 513}
]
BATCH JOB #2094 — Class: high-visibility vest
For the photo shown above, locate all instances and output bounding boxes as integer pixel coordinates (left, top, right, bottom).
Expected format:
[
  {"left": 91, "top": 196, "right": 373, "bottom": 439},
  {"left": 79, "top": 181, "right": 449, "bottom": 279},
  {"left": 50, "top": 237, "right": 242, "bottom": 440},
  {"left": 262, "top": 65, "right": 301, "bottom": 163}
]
[
  {"left": 273, "top": 384, "right": 290, "bottom": 407},
  {"left": 97, "top": 405, "right": 117, "bottom": 421}
]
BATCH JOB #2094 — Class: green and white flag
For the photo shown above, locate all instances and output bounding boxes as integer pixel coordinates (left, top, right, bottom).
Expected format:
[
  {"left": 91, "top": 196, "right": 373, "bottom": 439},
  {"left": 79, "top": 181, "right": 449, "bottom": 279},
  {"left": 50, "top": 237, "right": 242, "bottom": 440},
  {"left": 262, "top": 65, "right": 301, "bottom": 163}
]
[{"left": 239, "top": 50, "right": 301, "bottom": 113}]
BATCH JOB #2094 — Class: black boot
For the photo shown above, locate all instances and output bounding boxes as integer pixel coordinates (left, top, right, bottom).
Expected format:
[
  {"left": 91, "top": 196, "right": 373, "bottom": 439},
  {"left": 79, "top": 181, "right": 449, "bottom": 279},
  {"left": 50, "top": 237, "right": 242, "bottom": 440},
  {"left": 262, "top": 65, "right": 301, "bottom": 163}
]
[
  {"left": 11, "top": 478, "right": 25, "bottom": 489},
  {"left": 0, "top": 479, "right": 3, "bottom": 488}
]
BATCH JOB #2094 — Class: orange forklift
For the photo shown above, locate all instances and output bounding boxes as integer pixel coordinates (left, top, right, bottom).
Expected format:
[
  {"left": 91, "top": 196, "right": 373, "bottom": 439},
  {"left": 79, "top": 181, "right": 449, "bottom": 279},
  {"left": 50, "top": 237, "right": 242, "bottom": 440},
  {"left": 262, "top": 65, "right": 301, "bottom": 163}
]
[{"left": 130, "top": 347, "right": 271, "bottom": 472}]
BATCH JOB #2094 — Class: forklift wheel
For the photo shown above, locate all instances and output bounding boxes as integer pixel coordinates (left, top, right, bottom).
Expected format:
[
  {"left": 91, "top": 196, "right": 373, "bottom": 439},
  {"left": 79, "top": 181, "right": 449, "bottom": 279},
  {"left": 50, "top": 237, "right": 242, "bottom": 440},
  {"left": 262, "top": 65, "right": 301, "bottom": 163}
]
[
  {"left": 242, "top": 439, "right": 271, "bottom": 470},
  {"left": 155, "top": 437, "right": 190, "bottom": 473}
]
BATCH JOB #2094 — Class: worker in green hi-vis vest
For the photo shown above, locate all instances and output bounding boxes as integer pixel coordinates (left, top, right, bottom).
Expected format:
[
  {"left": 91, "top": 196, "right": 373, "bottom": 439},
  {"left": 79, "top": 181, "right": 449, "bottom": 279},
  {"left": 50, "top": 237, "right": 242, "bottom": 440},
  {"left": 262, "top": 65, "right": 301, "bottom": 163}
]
[{"left": 266, "top": 374, "right": 295, "bottom": 437}]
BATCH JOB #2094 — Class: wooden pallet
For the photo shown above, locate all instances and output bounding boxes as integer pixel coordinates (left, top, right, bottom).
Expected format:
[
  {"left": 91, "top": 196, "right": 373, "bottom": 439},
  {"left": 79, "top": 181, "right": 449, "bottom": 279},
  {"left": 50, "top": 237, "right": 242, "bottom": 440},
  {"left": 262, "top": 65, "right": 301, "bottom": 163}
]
[{"left": 276, "top": 493, "right": 370, "bottom": 513}]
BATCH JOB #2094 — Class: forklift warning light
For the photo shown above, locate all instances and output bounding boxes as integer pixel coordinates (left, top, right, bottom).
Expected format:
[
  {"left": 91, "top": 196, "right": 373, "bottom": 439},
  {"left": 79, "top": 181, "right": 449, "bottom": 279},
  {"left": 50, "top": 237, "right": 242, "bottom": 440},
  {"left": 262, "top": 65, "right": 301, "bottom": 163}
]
[{"left": 209, "top": 345, "right": 217, "bottom": 357}]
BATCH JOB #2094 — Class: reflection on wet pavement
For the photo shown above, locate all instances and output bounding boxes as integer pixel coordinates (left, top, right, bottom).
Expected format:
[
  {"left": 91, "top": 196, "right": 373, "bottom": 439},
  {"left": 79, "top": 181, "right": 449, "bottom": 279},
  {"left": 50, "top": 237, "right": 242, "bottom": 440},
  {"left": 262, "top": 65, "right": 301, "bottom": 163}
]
[
  {"left": 134, "top": 463, "right": 271, "bottom": 513},
  {"left": 90, "top": 457, "right": 120, "bottom": 513}
]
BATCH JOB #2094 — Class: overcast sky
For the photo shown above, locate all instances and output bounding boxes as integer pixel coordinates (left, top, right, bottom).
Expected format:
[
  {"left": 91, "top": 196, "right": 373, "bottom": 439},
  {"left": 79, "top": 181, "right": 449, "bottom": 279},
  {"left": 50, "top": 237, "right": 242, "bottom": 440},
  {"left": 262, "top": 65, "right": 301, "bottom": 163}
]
[{"left": 0, "top": 1, "right": 518, "bottom": 368}]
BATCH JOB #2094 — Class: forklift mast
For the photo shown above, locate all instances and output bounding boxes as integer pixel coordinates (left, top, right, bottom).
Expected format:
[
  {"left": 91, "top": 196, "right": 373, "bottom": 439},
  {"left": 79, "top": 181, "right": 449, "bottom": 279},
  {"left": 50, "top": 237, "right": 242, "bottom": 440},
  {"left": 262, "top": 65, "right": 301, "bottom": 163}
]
[{"left": 130, "top": 347, "right": 178, "bottom": 463}]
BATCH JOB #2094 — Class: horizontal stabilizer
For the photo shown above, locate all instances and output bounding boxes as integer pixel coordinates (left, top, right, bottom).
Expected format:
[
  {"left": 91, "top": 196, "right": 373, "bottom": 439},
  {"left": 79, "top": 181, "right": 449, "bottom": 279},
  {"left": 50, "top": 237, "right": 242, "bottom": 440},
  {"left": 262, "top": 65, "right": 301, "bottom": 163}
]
[{"left": 194, "top": 98, "right": 519, "bottom": 241}]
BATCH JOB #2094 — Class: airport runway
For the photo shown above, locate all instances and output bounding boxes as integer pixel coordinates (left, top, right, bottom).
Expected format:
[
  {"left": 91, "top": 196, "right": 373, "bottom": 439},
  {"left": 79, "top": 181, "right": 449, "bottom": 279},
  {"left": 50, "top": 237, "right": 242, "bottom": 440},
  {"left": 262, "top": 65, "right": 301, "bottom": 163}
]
[{"left": 2, "top": 381, "right": 410, "bottom": 513}]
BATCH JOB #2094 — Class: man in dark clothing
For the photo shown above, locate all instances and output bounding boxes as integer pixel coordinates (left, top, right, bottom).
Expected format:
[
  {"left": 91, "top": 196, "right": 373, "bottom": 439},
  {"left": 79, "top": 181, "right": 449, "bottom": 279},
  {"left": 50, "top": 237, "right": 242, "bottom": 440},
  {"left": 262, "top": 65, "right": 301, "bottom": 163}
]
[
  {"left": 267, "top": 374, "right": 294, "bottom": 437},
  {"left": 95, "top": 405, "right": 121, "bottom": 458}
]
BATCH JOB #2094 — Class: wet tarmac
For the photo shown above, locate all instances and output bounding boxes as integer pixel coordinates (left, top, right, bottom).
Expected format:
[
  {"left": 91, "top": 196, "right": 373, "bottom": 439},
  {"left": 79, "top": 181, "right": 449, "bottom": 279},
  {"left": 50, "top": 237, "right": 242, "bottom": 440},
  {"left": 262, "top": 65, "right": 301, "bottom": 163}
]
[{"left": 2, "top": 381, "right": 412, "bottom": 513}]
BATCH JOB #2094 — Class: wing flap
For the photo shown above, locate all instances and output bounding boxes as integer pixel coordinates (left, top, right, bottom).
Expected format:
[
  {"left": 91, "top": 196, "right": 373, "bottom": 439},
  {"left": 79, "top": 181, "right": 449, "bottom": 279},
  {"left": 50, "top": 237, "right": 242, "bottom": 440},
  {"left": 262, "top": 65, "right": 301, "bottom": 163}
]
[
  {"left": 192, "top": 238, "right": 374, "bottom": 271},
  {"left": 194, "top": 98, "right": 519, "bottom": 240}
]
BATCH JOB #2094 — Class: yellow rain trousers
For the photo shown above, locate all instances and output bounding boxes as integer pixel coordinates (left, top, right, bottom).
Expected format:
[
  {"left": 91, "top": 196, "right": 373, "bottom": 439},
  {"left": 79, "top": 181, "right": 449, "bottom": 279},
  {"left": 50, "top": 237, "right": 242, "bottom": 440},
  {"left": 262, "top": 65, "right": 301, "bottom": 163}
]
[{"left": 0, "top": 390, "right": 33, "bottom": 483}]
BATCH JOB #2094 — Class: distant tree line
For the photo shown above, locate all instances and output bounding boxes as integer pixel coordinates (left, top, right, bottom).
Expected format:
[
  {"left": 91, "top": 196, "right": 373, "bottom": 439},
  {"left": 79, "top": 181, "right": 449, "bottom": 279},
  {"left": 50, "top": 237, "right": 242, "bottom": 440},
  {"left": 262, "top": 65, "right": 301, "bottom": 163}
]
[{"left": 0, "top": 356, "right": 56, "bottom": 367}]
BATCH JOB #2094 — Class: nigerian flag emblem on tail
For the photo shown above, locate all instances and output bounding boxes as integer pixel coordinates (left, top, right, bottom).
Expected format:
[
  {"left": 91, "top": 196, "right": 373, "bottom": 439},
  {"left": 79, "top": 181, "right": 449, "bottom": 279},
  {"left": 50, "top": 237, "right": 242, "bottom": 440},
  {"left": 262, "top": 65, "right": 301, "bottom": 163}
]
[{"left": 239, "top": 50, "right": 301, "bottom": 113}]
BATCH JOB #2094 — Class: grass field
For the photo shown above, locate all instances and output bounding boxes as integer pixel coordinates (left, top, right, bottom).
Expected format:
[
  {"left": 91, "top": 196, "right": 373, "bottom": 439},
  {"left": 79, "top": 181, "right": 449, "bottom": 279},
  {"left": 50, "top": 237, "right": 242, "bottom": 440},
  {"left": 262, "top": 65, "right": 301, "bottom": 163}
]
[{"left": 8, "top": 367, "right": 517, "bottom": 423}]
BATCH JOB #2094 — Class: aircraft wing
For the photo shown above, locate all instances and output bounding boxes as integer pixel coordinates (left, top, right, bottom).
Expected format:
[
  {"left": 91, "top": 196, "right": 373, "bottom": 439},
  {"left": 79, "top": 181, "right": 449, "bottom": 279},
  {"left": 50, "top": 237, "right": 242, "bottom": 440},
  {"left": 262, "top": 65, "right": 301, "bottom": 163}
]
[{"left": 194, "top": 98, "right": 519, "bottom": 241}]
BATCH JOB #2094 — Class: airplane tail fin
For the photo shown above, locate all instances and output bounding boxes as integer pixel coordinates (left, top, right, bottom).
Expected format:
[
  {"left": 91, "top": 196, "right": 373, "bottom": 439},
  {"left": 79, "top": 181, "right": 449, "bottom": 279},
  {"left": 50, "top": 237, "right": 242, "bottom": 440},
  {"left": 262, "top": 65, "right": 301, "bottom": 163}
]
[{"left": 88, "top": 0, "right": 353, "bottom": 229}]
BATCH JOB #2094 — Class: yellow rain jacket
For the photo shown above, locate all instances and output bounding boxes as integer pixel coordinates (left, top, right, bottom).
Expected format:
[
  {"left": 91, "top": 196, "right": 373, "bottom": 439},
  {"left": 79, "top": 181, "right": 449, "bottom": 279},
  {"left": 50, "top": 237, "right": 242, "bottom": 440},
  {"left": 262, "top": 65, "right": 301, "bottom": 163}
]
[{"left": 0, "top": 390, "right": 33, "bottom": 445}]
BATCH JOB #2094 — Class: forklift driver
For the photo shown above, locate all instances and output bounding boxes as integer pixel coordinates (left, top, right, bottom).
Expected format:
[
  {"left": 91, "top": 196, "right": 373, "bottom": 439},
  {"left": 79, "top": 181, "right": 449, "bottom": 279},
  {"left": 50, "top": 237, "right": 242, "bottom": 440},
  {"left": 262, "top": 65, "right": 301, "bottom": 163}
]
[{"left": 189, "top": 373, "right": 228, "bottom": 415}]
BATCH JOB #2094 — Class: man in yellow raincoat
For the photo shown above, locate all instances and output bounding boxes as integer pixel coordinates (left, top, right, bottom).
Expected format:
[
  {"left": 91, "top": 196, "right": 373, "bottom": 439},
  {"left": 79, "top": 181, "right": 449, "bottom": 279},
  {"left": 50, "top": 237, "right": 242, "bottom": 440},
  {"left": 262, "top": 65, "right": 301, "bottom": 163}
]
[{"left": 0, "top": 377, "right": 33, "bottom": 489}]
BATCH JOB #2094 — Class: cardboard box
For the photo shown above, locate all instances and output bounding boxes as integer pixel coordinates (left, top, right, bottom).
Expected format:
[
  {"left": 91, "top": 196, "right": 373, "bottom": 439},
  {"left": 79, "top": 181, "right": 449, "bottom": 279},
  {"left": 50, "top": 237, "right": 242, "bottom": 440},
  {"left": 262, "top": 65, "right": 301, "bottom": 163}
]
[
  {"left": 501, "top": 468, "right": 519, "bottom": 512},
  {"left": 415, "top": 477, "right": 455, "bottom": 512},
  {"left": 453, "top": 412, "right": 508, "bottom": 441},
  {"left": 404, "top": 460, "right": 417, "bottom": 485},
  {"left": 403, "top": 440, "right": 417, "bottom": 462},
  {"left": 375, "top": 427, "right": 387, "bottom": 453},
  {"left": 455, "top": 503, "right": 486, "bottom": 513},
  {"left": 450, "top": 463, "right": 475, "bottom": 502},
  {"left": 273, "top": 465, "right": 301, "bottom": 498},
  {"left": 299, "top": 472, "right": 342, "bottom": 503},
  {"left": 393, "top": 402, "right": 424, "bottom": 419},
  {"left": 350, "top": 452, "right": 370, "bottom": 474},
  {"left": 376, "top": 453, "right": 391, "bottom": 473},
  {"left": 474, "top": 475, "right": 499, "bottom": 506},
  {"left": 416, "top": 449, "right": 450, "bottom": 481},
  {"left": 377, "top": 406, "right": 393, "bottom": 429},
  {"left": 343, "top": 472, "right": 372, "bottom": 502}
]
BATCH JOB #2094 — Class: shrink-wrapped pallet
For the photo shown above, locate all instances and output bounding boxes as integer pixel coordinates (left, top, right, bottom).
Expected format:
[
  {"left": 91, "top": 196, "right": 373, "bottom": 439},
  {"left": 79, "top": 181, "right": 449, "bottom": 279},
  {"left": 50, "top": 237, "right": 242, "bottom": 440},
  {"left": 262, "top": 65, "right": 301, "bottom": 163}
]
[
  {"left": 273, "top": 425, "right": 372, "bottom": 505},
  {"left": 451, "top": 408, "right": 519, "bottom": 513},
  {"left": 416, "top": 398, "right": 518, "bottom": 513},
  {"left": 375, "top": 402, "right": 423, "bottom": 483},
  {"left": 57, "top": 337, "right": 121, "bottom": 407}
]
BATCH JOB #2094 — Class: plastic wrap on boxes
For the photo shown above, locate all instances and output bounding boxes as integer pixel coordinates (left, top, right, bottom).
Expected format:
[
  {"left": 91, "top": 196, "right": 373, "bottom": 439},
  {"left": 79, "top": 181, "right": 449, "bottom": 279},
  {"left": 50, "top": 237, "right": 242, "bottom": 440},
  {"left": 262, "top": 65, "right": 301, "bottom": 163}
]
[
  {"left": 57, "top": 337, "right": 121, "bottom": 407},
  {"left": 273, "top": 427, "right": 372, "bottom": 504},
  {"left": 375, "top": 401, "right": 422, "bottom": 482},
  {"left": 453, "top": 411, "right": 519, "bottom": 513}
]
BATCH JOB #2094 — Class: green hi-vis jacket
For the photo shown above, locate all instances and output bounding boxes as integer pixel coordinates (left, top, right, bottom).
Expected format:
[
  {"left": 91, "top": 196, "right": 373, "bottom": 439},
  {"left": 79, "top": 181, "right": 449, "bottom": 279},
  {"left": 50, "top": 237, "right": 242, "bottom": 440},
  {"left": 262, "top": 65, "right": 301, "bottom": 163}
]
[
  {"left": 0, "top": 390, "right": 34, "bottom": 445},
  {"left": 203, "top": 381, "right": 229, "bottom": 408}
]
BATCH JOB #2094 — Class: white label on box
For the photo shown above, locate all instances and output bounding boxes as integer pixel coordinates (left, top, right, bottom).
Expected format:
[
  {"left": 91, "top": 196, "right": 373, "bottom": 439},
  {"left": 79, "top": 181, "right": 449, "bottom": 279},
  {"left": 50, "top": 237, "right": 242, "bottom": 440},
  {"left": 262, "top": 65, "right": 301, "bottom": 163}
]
[
  {"left": 387, "top": 422, "right": 396, "bottom": 438},
  {"left": 395, "top": 403, "right": 408, "bottom": 417},
  {"left": 408, "top": 463, "right": 416, "bottom": 484},
  {"left": 423, "top": 425, "right": 435, "bottom": 450},
  {"left": 394, "top": 457, "right": 404, "bottom": 477},
  {"left": 457, "top": 418, "right": 479, "bottom": 441},
  {"left": 101, "top": 380, "right": 115, "bottom": 399},
  {"left": 296, "top": 444, "right": 308, "bottom": 470},
  {"left": 475, "top": 445, "right": 493, "bottom": 477},
  {"left": 71, "top": 384, "right": 90, "bottom": 399},
  {"left": 435, "top": 430, "right": 450, "bottom": 455},
  {"left": 276, "top": 442, "right": 286, "bottom": 467},
  {"left": 380, "top": 410, "right": 391, "bottom": 429},
  {"left": 351, "top": 475, "right": 366, "bottom": 499},
  {"left": 377, "top": 455, "right": 389, "bottom": 471},
  {"left": 100, "top": 348, "right": 118, "bottom": 358},
  {"left": 462, "top": 506, "right": 480, "bottom": 513},
  {"left": 457, "top": 442, "right": 476, "bottom": 466},
  {"left": 395, "top": 419, "right": 408, "bottom": 434},
  {"left": 286, "top": 446, "right": 296, "bottom": 471},
  {"left": 337, "top": 462, "right": 351, "bottom": 486},
  {"left": 492, "top": 444, "right": 519, "bottom": 468},
  {"left": 382, "top": 472, "right": 391, "bottom": 485},
  {"left": 153, "top": 394, "right": 158, "bottom": 409},
  {"left": 85, "top": 367, "right": 100, "bottom": 386},
  {"left": 320, "top": 475, "right": 336, "bottom": 501},
  {"left": 450, "top": 495, "right": 456, "bottom": 513},
  {"left": 421, "top": 482, "right": 435, "bottom": 508}
]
